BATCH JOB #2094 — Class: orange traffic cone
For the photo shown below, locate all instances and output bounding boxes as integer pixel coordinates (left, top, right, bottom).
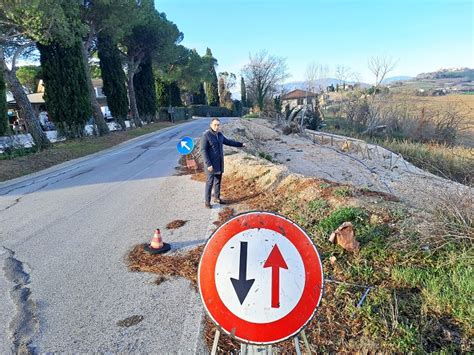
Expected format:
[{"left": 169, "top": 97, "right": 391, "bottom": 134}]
[{"left": 144, "top": 228, "right": 171, "bottom": 254}]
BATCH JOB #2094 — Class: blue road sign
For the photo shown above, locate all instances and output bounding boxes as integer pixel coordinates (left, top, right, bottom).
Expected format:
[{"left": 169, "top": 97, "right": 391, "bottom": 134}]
[{"left": 177, "top": 136, "right": 194, "bottom": 155}]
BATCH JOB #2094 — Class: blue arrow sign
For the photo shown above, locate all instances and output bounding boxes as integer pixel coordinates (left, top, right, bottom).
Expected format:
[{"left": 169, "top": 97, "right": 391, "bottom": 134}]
[{"left": 177, "top": 136, "right": 194, "bottom": 155}]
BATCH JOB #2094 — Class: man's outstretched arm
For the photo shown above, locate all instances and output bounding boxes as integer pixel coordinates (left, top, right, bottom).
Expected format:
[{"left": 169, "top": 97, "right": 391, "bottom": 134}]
[{"left": 222, "top": 135, "right": 244, "bottom": 147}]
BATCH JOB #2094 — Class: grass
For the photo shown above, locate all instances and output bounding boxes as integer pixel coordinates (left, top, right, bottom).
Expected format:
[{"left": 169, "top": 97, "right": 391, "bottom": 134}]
[
  {"left": 391, "top": 254, "right": 473, "bottom": 332},
  {"left": 0, "top": 121, "right": 175, "bottom": 182},
  {"left": 257, "top": 151, "right": 273, "bottom": 162},
  {"left": 333, "top": 186, "right": 352, "bottom": 197},
  {"left": 243, "top": 112, "right": 259, "bottom": 119},
  {"left": 280, "top": 190, "right": 473, "bottom": 352}
]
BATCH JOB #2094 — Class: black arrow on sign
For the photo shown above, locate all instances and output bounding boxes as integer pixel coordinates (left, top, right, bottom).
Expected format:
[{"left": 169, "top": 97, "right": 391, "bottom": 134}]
[{"left": 230, "top": 241, "right": 255, "bottom": 304}]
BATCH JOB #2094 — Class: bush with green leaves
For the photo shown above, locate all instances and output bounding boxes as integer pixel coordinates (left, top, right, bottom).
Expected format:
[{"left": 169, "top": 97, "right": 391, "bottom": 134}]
[{"left": 38, "top": 39, "right": 92, "bottom": 138}]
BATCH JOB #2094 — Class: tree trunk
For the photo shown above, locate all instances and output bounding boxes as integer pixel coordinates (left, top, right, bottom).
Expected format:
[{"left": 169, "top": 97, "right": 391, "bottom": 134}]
[
  {"left": 257, "top": 91, "right": 264, "bottom": 112},
  {"left": 127, "top": 70, "right": 141, "bottom": 127},
  {"left": 80, "top": 43, "right": 109, "bottom": 136},
  {"left": 3, "top": 66, "right": 50, "bottom": 149}
]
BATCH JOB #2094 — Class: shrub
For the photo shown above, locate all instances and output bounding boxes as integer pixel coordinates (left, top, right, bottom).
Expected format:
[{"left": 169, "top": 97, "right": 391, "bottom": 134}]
[
  {"left": 258, "top": 152, "right": 273, "bottom": 162},
  {"left": 243, "top": 112, "right": 259, "bottom": 119},
  {"left": 188, "top": 105, "right": 233, "bottom": 117}
]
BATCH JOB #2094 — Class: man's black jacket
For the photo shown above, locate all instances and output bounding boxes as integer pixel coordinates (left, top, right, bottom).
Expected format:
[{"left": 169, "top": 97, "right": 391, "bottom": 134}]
[{"left": 201, "top": 129, "right": 243, "bottom": 174}]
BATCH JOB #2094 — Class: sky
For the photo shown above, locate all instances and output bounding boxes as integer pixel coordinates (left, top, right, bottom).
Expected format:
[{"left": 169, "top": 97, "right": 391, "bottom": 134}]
[{"left": 155, "top": 0, "right": 473, "bottom": 84}]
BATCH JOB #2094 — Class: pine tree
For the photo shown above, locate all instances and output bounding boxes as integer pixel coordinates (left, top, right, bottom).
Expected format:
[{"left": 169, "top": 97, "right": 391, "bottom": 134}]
[
  {"left": 0, "top": 69, "right": 9, "bottom": 135},
  {"left": 38, "top": 40, "right": 92, "bottom": 138},
  {"left": 97, "top": 33, "right": 129, "bottom": 128},
  {"left": 203, "top": 48, "right": 218, "bottom": 106},
  {"left": 134, "top": 54, "right": 157, "bottom": 120},
  {"left": 241, "top": 77, "right": 247, "bottom": 107}
]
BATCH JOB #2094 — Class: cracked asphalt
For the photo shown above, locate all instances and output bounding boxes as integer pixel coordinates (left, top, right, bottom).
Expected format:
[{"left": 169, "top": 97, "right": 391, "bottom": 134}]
[{"left": 0, "top": 118, "right": 228, "bottom": 353}]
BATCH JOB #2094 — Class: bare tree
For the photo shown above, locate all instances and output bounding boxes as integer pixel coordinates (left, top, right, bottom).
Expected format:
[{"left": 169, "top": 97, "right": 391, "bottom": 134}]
[
  {"left": 305, "top": 62, "right": 329, "bottom": 93},
  {"left": 350, "top": 71, "right": 362, "bottom": 87},
  {"left": 335, "top": 65, "right": 352, "bottom": 90},
  {"left": 364, "top": 55, "right": 398, "bottom": 133},
  {"left": 241, "top": 50, "right": 289, "bottom": 112},
  {"left": 368, "top": 55, "right": 398, "bottom": 94}
]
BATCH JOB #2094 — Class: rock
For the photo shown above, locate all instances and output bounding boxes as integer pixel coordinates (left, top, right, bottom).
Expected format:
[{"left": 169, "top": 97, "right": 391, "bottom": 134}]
[{"left": 329, "top": 222, "right": 359, "bottom": 253}]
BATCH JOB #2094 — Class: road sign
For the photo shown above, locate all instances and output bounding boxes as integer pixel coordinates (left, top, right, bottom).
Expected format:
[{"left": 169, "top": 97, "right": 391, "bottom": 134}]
[
  {"left": 198, "top": 211, "right": 324, "bottom": 345},
  {"left": 177, "top": 136, "right": 194, "bottom": 155}
]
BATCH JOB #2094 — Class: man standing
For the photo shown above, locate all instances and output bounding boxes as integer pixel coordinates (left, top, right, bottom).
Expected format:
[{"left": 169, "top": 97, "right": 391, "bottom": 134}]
[{"left": 201, "top": 118, "right": 245, "bottom": 208}]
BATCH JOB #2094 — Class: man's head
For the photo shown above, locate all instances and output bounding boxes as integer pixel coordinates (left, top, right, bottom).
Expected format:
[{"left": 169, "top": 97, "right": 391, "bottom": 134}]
[{"left": 210, "top": 118, "right": 221, "bottom": 132}]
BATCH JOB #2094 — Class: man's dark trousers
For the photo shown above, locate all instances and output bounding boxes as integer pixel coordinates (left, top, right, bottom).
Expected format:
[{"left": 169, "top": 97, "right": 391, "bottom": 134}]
[{"left": 205, "top": 173, "right": 222, "bottom": 203}]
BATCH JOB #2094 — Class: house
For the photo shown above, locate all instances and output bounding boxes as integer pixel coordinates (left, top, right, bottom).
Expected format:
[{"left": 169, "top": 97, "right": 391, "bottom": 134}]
[{"left": 281, "top": 89, "right": 319, "bottom": 110}]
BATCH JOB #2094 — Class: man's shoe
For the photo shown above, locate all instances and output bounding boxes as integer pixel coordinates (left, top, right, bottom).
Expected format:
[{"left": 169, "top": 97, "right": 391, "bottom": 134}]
[
  {"left": 205, "top": 202, "right": 212, "bottom": 209},
  {"left": 215, "top": 198, "right": 227, "bottom": 205}
]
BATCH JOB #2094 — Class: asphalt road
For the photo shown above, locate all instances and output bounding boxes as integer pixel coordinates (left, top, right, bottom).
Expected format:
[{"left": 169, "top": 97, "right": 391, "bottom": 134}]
[{"left": 0, "top": 118, "right": 228, "bottom": 353}]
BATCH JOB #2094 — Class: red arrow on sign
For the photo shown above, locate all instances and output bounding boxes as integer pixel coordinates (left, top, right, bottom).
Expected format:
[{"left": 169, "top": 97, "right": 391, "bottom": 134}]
[{"left": 263, "top": 244, "right": 288, "bottom": 308}]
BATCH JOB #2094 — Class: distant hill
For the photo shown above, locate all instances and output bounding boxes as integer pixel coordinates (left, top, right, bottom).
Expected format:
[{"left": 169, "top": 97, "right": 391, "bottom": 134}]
[
  {"left": 382, "top": 76, "right": 413, "bottom": 84},
  {"left": 416, "top": 68, "right": 473, "bottom": 80},
  {"left": 388, "top": 68, "right": 473, "bottom": 94}
]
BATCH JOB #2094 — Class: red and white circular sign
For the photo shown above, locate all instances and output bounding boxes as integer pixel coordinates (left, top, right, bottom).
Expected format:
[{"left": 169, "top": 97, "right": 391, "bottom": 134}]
[{"left": 198, "top": 211, "right": 324, "bottom": 344}]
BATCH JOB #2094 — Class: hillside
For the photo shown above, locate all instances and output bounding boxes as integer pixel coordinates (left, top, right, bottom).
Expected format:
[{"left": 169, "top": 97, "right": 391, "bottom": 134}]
[{"left": 390, "top": 68, "right": 473, "bottom": 94}]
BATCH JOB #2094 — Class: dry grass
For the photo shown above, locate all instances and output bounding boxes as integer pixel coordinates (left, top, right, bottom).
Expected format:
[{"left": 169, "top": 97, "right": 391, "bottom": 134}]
[
  {"left": 375, "top": 94, "right": 474, "bottom": 146},
  {"left": 128, "top": 244, "right": 204, "bottom": 289},
  {"left": 378, "top": 139, "right": 473, "bottom": 185},
  {"left": 428, "top": 188, "right": 473, "bottom": 248},
  {"left": 213, "top": 207, "right": 235, "bottom": 227}
]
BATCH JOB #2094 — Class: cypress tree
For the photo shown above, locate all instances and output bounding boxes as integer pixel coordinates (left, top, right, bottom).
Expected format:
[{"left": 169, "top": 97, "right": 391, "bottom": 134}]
[
  {"left": 156, "top": 77, "right": 182, "bottom": 107},
  {"left": 97, "top": 33, "right": 128, "bottom": 127},
  {"left": 156, "top": 76, "right": 168, "bottom": 108},
  {"left": 38, "top": 40, "right": 92, "bottom": 138},
  {"left": 241, "top": 77, "right": 247, "bottom": 107},
  {"left": 134, "top": 54, "right": 157, "bottom": 120},
  {"left": 193, "top": 83, "right": 206, "bottom": 105},
  {"left": 169, "top": 81, "right": 182, "bottom": 107},
  {"left": 218, "top": 76, "right": 226, "bottom": 107},
  {"left": 0, "top": 69, "right": 9, "bottom": 136},
  {"left": 203, "top": 48, "right": 218, "bottom": 106}
]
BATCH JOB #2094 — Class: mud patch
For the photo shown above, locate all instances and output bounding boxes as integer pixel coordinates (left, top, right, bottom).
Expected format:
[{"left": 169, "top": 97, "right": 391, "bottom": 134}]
[
  {"left": 154, "top": 276, "right": 169, "bottom": 285},
  {"left": 166, "top": 219, "right": 187, "bottom": 229},
  {"left": 117, "top": 315, "right": 144, "bottom": 328}
]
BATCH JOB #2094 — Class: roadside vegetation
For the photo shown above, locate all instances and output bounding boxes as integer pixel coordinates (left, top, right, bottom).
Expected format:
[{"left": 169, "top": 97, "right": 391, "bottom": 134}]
[
  {"left": 321, "top": 92, "right": 474, "bottom": 186},
  {"left": 128, "top": 154, "right": 473, "bottom": 353}
]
